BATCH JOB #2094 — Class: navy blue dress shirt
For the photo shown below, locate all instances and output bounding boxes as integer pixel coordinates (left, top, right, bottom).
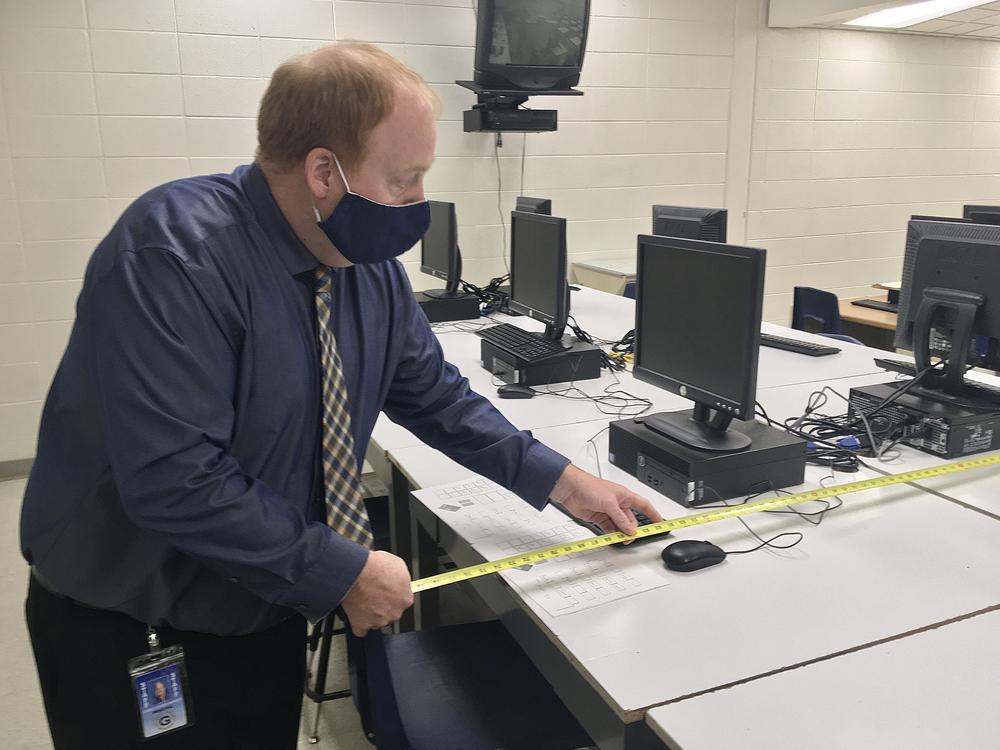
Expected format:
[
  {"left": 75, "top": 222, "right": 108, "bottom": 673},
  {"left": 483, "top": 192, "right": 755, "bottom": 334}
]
[{"left": 20, "top": 164, "right": 570, "bottom": 636}]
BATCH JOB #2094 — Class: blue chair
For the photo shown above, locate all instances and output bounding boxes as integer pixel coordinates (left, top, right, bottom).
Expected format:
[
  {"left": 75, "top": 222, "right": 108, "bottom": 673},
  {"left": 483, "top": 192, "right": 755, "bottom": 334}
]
[
  {"left": 350, "top": 620, "right": 594, "bottom": 750},
  {"left": 623, "top": 281, "right": 636, "bottom": 299},
  {"left": 791, "top": 286, "right": 863, "bottom": 345}
]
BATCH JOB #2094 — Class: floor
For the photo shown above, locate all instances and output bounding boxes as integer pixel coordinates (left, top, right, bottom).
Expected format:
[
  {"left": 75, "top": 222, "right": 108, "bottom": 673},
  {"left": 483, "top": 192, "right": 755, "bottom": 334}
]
[{"left": 0, "top": 477, "right": 372, "bottom": 750}]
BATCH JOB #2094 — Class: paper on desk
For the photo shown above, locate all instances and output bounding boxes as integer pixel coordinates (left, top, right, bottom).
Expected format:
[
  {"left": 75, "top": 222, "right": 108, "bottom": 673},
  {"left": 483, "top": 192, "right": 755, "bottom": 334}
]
[{"left": 414, "top": 478, "right": 671, "bottom": 617}]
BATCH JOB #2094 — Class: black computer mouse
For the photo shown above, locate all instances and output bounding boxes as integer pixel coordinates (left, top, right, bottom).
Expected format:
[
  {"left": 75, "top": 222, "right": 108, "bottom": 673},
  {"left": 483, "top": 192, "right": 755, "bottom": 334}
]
[
  {"left": 497, "top": 384, "right": 536, "bottom": 400},
  {"left": 661, "top": 540, "right": 726, "bottom": 572}
]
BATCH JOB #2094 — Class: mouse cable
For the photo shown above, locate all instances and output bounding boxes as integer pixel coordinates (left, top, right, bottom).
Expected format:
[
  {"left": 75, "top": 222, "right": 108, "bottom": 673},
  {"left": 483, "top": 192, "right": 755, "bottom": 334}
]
[
  {"left": 431, "top": 319, "right": 494, "bottom": 335},
  {"left": 689, "top": 483, "right": 805, "bottom": 555},
  {"left": 584, "top": 425, "right": 611, "bottom": 480},
  {"left": 526, "top": 359, "right": 653, "bottom": 418},
  {"left": 566, "top": 316, "right": 626, "bottom": 372}
]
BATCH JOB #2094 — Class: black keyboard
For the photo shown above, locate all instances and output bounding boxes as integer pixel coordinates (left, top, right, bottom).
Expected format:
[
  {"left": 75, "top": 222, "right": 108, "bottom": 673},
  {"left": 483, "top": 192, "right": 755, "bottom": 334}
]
[
  {"left": 760, "top": 333, "right": 841, "bottom": 357},
  {"left": 477, "top": 323, "right": 568, "bottom": 362},
  {"left": 874, "top": 358, "right": 1000, "bottom": 404},
  {"left": 851, "top": 298, "right": 898, "bottom": 313}
]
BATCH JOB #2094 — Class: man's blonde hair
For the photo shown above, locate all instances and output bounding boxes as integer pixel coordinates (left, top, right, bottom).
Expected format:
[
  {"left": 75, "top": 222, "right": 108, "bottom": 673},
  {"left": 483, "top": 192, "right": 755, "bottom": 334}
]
[{"left": 257, "top": 42, "right": 435, "bottom": 173}]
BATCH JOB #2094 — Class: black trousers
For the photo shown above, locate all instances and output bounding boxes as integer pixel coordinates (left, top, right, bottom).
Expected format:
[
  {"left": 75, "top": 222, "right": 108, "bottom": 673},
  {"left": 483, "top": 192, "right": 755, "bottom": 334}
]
[{"left": 25, "top": 574, "right": 307, "bottom": 750}]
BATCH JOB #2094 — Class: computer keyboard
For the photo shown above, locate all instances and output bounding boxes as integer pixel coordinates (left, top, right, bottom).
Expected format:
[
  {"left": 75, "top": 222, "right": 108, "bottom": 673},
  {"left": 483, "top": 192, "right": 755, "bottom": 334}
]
[
  {"left": 851, "top": 298, "right": 898, "bottom": 313},
  {"left": 873, "top": 358, "right": 1000, "bottom": 404},
  {"left": 760, "top": 333, "right": 841, "bottom": 357},
  {"left": 477, "top": 323, "right": 568, "bottom": 362}
]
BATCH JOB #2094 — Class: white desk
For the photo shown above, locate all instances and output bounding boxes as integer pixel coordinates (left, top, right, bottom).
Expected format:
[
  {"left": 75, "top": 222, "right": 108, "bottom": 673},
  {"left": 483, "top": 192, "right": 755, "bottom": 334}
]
[
  {"left": 646, "top": 607, "right": 1000, "bottom": 750},
  {"left": 755, "top": 369, "right": 1000, "bottom": 520},
  {"left": 393, "top": 419, "right": 1000, "bottom": 748},
  {"left": 367, "top": 287, "right": 907, "bottom": 634},
  {"left": 368, "top": 287, "right": 889, "bottom": 482}
]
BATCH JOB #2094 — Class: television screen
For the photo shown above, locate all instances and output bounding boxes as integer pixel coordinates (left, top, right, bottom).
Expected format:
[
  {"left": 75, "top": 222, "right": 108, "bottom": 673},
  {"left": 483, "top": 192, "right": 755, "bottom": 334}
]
[{"left": 488, "top": 0, "right": 587, "bottom": 67}]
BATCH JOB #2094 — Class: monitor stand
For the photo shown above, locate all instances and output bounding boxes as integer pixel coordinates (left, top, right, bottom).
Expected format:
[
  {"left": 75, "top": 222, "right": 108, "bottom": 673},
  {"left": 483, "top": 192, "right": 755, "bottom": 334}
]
[
  {"left": 643, "top": 404, "right": 752, "bottom": 453},
  {"left": 912, "top": 287, "right": 984, "bottom": 396}
]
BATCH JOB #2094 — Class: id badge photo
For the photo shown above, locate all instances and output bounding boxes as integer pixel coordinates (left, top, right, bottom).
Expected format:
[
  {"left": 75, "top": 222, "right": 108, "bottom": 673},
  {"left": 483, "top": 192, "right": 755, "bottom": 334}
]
[{"left": 127, "top": 629, "right": 195, "bottom": 741}]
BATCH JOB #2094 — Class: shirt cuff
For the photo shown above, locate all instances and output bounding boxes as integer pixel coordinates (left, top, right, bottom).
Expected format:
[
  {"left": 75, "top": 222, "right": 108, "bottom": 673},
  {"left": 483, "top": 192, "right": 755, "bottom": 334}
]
[
  {"left": 277, "top": 526, "right": 370, "bottom": 623},
  {"left": 511, "top": 439, "right": 571, "bottom": 510}
]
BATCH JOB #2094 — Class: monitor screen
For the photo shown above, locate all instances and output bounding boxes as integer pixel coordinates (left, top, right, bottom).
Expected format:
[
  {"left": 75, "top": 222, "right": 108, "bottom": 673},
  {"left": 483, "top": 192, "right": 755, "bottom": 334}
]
[
  {"left": 510, "top": 212, "right": 566, "bottom": 326},
  {"left": 421, "top": 201, "right": 455, "bottom": 282},
  {"left": 634, "top": 235, "right": 764, "bottom": 419},
  {"left": 488, "top": 0, "right": 587, "bottom": 67}
]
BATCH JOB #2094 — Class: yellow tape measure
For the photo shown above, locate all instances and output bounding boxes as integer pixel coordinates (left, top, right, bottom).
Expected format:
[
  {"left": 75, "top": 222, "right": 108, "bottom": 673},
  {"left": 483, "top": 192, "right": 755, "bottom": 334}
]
[{"left": 411, "top": 453, "right": 1000, "bottom": 593}]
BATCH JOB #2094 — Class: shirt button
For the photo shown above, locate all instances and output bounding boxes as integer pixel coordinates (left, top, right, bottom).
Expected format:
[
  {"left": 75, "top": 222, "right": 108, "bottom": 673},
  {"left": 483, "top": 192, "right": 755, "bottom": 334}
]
[{"left": 230, "top": 577, "right": 240, "bottom": 584}]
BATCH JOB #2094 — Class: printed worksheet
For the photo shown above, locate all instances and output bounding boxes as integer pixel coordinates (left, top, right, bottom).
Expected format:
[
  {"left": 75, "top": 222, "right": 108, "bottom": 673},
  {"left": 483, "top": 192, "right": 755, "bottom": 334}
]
[{"left": 414, "top": 478, "right": 671, "bottom": 617}]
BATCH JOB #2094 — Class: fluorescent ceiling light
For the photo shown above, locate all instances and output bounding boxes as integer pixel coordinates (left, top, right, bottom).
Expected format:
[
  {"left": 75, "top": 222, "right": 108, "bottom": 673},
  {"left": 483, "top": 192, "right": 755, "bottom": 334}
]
[{"left": 845, "top": 0, "right": 988, "bottom": 28}]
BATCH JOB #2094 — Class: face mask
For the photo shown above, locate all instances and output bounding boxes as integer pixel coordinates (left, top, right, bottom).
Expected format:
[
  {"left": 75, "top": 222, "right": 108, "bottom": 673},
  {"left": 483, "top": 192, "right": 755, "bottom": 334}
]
[{"left": 314, "top": 155, "right": 430, "bottom": 265}]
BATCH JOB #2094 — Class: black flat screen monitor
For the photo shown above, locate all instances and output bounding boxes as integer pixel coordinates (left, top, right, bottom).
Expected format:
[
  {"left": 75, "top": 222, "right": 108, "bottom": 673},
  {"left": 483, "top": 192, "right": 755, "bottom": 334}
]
[
  {"left": 509, "top": 211, "right": 568, "bottom": 339},
  {"left": 895, "top": 219, "right": 1000, "bottom": 395},
  {"left": 420, "top": 200, "right": 461, "bottom": 295},
  {"left": 474, "top": 0, "right": 590, "bottom": 91},
  {"left": 516, "top": 196, "right": 552, "bottom": 215},
  {"left": 633, "top": 235, "right": 766, "bottom": 451},
  {"left": 963, "top": 205, "right": 1000, "bottom": 226},
  {"left": 652, "top": 206, "right": 727, "bottom": 243}
]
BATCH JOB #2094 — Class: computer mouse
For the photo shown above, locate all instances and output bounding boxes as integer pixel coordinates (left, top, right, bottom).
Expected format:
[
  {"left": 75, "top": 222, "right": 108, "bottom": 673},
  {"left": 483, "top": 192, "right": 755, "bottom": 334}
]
[
  {"left": 661, "top": 540, "right": 726, "bottom": 572},
  {"left": 497, "top": 384, "right": 536, "bottom": 400}
]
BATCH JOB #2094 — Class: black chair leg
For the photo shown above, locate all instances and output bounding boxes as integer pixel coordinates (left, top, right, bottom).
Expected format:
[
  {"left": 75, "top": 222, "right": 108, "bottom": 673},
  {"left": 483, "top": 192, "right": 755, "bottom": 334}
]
[{"left": 304, "top": 614, "right": 352, "bottom": 744}]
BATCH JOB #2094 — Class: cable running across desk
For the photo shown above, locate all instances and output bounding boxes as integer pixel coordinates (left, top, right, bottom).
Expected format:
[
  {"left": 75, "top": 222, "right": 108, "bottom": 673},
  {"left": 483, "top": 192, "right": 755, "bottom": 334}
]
[{"left": 410, "top": 453, "right": 1000, "bottom": 593}]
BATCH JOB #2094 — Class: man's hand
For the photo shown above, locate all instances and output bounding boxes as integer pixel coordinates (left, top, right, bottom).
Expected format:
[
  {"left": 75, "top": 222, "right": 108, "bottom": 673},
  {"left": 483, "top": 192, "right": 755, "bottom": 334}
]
[
  {"left": 549, "top": 464, "right": 664, "bottom": 538},
  {"left": 340, "top": 550, "right": 414, "bottom": 636}
]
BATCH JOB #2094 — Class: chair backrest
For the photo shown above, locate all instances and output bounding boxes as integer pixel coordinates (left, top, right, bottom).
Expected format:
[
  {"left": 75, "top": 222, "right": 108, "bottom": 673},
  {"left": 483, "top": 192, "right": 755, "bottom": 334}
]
[{"left": 792, "top": 286, "right": 842, "bottom": 335}]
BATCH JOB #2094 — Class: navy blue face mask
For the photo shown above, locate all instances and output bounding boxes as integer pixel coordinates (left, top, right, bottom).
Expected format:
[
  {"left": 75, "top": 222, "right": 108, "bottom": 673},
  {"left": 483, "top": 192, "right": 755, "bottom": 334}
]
[{"left": 314, "top": 155, "right": 430, "bottom": 265}]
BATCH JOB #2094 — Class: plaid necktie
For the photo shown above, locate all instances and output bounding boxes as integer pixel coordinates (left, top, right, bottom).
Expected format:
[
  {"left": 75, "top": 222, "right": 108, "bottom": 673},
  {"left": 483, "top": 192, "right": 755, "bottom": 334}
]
[{"left": 314, "top": 266, "right": 373, "bottom": 548}]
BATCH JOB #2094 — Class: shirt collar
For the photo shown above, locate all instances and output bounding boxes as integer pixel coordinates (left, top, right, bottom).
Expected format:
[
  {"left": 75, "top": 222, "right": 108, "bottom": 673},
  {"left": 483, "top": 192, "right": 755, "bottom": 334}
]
[{"left": 242, "top": 162, "right": 320, "bottom": 277}]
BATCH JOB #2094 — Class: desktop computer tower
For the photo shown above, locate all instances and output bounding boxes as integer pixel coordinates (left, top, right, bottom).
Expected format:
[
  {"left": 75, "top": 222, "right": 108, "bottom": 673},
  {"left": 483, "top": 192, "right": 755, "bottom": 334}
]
[
  {"left": 481, "top": 339, "right": 602, "bottom": 386},
  {"left": 415, "top": 291, "right": 481, "bottom": 323},
  {"left": 608, "top": 415, "right": 807, "bottom": 507}
]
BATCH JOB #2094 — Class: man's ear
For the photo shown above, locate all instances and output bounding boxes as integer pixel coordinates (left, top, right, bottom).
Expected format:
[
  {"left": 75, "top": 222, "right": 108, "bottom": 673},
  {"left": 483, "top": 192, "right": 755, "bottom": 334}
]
[{"left": 304, "top": 147, "right": 335, "bottom": 201}]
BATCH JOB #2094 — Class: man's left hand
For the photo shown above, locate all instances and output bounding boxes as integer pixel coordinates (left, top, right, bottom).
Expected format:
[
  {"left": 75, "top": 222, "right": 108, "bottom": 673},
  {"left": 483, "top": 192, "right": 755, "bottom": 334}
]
[{"left": 549, "top": 464, "right": 664, "bottom": 538}]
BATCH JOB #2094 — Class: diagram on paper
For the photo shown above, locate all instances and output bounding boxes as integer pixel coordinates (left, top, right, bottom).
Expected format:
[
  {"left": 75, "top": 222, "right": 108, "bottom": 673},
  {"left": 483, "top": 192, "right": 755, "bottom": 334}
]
[{"left": 416, "top": 477, "right": 671, "bottom": 617}]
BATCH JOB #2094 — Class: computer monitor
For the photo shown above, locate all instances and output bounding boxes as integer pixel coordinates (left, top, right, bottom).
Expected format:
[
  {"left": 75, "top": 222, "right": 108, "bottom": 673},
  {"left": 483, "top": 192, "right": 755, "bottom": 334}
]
[
  {"left": 652, "top": 206, "right": 728, "bottom": 243},
  {"left": 963, "top": 205, "right": 1000, "bottom": 226},
  {"left": 633, "top": 235, "right": 766, "bottom": 451},
  {"left": 473, "top": 0, "right": 591, "bottom": 91},
  {"left": 509, "top": 211, "right": 569, "bottom": 340},
  {"left": 895, "top": 220, "right": 1000, "bottom": 397},
  {"left": 420, "top": 200, "right": 462, "bottom": 296},
  {"left": 515, "top": 196, "right": 552, "bottom": 215}
]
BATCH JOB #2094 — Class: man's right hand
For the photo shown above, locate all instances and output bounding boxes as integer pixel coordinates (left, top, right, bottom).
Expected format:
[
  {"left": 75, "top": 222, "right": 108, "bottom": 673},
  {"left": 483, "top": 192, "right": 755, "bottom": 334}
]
[{"left": 340, "top": 550, "right": 414, "bottom": 636}]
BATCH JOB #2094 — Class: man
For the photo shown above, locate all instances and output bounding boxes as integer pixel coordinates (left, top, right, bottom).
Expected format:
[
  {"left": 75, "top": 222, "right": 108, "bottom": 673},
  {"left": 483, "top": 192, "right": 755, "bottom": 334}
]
[
  {"left": 20, "top": 43, "right": 661, "bottom": 749},
  {"left": 153, "top": 682, "right": 168, "bottom": 705}
]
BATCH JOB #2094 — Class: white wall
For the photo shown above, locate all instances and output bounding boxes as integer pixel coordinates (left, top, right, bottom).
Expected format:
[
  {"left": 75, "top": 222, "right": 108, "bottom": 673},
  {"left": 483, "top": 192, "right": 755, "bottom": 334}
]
[
  {"left": 750, "top": 19, "right": 1000, "bottom": 322},
  {"left": 0, "top": 0, "right": 999, "bottom": 462}
]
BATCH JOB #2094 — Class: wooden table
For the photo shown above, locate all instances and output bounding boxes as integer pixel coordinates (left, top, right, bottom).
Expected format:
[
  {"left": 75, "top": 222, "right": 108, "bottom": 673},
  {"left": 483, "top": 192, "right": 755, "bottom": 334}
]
[{"left": 839, "top": 295, "right": 897, "bottom": 350}]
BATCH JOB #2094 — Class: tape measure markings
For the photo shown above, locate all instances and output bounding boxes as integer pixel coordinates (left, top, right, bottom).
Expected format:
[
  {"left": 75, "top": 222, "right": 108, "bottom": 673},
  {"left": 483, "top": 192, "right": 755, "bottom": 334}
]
[{"left": 410, "top": 453, "right": 1000, "bottom": 594}]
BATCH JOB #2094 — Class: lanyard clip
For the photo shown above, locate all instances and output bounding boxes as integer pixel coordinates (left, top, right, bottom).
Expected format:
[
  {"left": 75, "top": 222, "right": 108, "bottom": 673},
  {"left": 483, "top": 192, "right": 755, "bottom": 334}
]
[{"left": 146, "top": 626, "right": 161, "bottom": 653}]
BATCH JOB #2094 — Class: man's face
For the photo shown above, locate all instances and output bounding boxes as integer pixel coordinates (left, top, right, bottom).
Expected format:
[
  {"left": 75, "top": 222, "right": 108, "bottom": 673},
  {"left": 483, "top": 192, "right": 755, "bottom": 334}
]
[
  {"left": 154, "top": 682, "right": 167, "bottom": 701},
  {"left": 344, "top": 84, "right": 437, "bottom": 207}
]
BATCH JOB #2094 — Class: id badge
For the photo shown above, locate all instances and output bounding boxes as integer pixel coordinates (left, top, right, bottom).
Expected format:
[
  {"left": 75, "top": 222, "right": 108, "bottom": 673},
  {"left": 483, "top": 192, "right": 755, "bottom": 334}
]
[{"left": 127, "top": 643, "right": 194, "bottom": 740}]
